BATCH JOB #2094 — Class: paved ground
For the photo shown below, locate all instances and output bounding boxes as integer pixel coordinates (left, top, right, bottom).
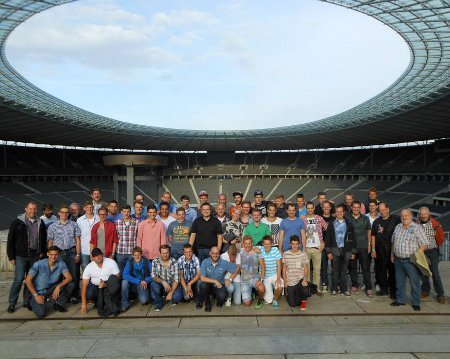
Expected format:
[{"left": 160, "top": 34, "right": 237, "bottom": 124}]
[{"left": 0, "top": 264, "right": 450, "bottom": 358}]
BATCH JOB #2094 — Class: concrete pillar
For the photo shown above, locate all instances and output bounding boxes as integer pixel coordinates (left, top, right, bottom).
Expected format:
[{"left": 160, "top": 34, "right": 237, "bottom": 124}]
[
  {"left": 113, "top": 169, "right": 119, "bottom": 202},
  {"left": 126, "top": 166, "right": 134, "bottom": 205}
]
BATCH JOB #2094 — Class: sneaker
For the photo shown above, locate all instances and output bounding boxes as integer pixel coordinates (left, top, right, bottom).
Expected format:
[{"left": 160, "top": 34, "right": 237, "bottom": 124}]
[
  {"left": 331, "top": 290, "right": 337, "bottom": 296},
  {"left": 343, "top": 291, "right": 351, "bottom": 297},
  {"left": 254, "top": 297, "right": 264, "bottom": 309},
  {"left": 7, "top": 304, "right": 15, "bottom": 313},
  {"left": 196, "top": 302, "right": 203, "bottom": 309},
  {"left": 361, "top": 285, "right": 366, "bottom": 291},
  {"left": 205, "top": 305, "right": 211, "bottom": 312},
  {"left": 350, "top": 287, "right": 358, "bottom": 294},
  {"left": 375, "top": 284, "right": 381, "bottom": 292},
  {"left": 376, "top": 290, "right": 389, "bottom": 297},
  {"left": 322, "top": 284, "right": 328, "bottom": 292},
  {"left": 272, "top": 300, "right": 279, "bottom": 310},
  {"left": 70, "top": 297, "right": 79, "bottom": 305},
  {"left": 170, "top": 302, "right": 178, "bottom": 307},
  {"left": 53, "top": 303, "right": 68, "bottom": 313},
  {"left": 154, "top": 306, "right": 161, "bottom": 312},
  {"left": 315, "top": 290, "right": 324, "bottom": 297},
  {"left": 225, "top": 298, "right": 232, "bottom": 307},
  {"left": 120, "top": 307, "right": 129, "bottom": 313},
  {"left": 300, "top": 301, "right": 307, "bottom": 311},
  {"left": 366, "top": 289, "right": 374, "bottom": 298}
]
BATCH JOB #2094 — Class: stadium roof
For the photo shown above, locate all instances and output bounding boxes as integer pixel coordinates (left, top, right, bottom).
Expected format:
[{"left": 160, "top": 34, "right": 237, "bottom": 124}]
[{"left": 0, "top": 0, "right": 449, "bottom": 151}]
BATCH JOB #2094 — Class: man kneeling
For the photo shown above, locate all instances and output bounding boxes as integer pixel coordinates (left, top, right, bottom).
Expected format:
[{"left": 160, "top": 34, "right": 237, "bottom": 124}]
[
  {"left": 121, "top": 246, "right": 152, "bottom": 312},
  {"left": 25, "top": 246, "right": 74, "bottom": 318}
]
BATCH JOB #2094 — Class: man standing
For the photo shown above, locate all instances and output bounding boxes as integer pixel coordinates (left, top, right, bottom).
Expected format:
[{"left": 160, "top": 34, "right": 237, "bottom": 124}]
[
  {"left": 325, "top": 205, "right": 356, "bottom": 296},
  {"left": 137, "top": 204, "right": 166, "bottom": 260},
  {"left": 91, "top": 188, "right": 105, "bottom": 215},
  {"left": 25, "top": 246, "right": 74, "bottom": 318},
  {"left": 303, "top": 201, "right": 328, "bottom": 296},
  {"left": 131, "top": 194, "right": 147, "bottom": 215},
  {"left": 215, "top": 203, "right": 230, "bottom": 225},
  {"left": 371, "top": 203, "right": 401, "bottom": 298},
  {"left": 244, "top": 209, "right": 271, "bottom": 246},
  {"left": 348, "top": 201, "right": 373, "bottom": 297},
  {"left": 262, "top": 203, "right": 283, "bottom": 248},
  {"left": 106, "top": 200, "right": 122, "bottom": 223},
  {"left": 150, "top": 245, "right": 182, "bottom": 311},
  {"left": 274, "top": 194, "right": 288, "bottom": 219},
  {"left": 320, "top": 201, "right": 334, "bottom": 292},
  {"left": 390, "top": 209, "right": 428, "bottom": 311},
  {"left": 295, "top": 193, "right": 307, "bottom": 219},
  {"left": 77, "top": 201, "right": 99, "bottom": 271},
  {"left": 156, "top": 202, "right": 176, "bottom": 233},
  {"left": 156, "top": 192, "right": 177, "bottom": 214},
  {"left": 115, "top": 204, "right": 139, "bottom": 273},
  {"left": 200, "top": 246, "right": 238, "bottom": 312},
  {"left": 189, "top": 203, "right": 223, "bottom": 261},
  {"left": 196, "top": 191, "right": 216, "bottom": 217},
  {"left": 7, "top": 201, "right": 47, "bottom": 313},
  {"left": 252, "top": 190, "right": 271, "bottom": 217},
  {"left": 364, "top": 187, "right": 380, "bottom": 214},
  {"left": 91, "top": 207, "right": 118, "bottom": 260},
  {"left": 178, "top": 243, "right": 202, "bottom": 308},
  {"left": 81, "top": 248, "right": 121, "bottom": 316},
  {"left": 47, "top": 204, "right": 81, "bottom": 304},
  {"left": 167, "top": 208, "right": 192, "bottom": 260},
  {"left": 230, "top": 191, "right": 243, "bottom": 216},
  {"left": 282, "top": 235, "right": 310, "bottom": 310},
  {"left": 131, "top": 201, "right": 147, "bottom": 223},
  {"left": 418, "top": 207, "right": 445, "bottom": 304},
  {"left": 69, "top": 203, "right": 81, "bottom": 222},
  {"left": 279, "top": 203, "right": 306, "bottom": 253},
  {"left": 315, "top": 191, "right": 335, "bottom": 216},
  {"left": 366, "top": 200, "right": 380, "bottom": 227},
  {"left": 40, "top": 203, "right": 57, "bottom": 228},
  {"left": 180, "top": 195, "right": 197, "bottom": 223},
  {"left": 121, "top": 246, "right": 152, "bottom": 312},
  {"left": 218, "top": 193, "right": 231, "bottom": 214}
]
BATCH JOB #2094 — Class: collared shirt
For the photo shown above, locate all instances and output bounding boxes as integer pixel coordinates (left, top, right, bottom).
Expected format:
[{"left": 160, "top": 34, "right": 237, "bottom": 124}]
[
  {"left": 115, "top": 218, "right": 139, "bottom": 255},
  {"left": 184, "top": 207, "right": 198, "bottom": 223},
  {"left": 77, "top": 215, "right": 99, "bottom": 255},
  {"left": 200, "top": 258, "right": 238, "bottom": 285},
  {"left": 47, "top": 220, "right": 81, "bottom": 250},
  {"left": 151, "top": 257, "right": 180, "bottom": 285},
  {"left": 137, "top": 219, "right": 166, "bottom": 260},
  {"left": 392, "top": 222, "right": 428, "bottom": 258},
  {"left": 28, "top": 258, "right": 69, "bottom": 293},
  {"left": 366, "top": 212, "right": 381, "bottom": 227},
  {"left": 177, "top": 255, "right": 200, "bottom": 283},
  {"left": 334, "top": 220, "right": 347, "bottom": 248},
  {"left": 420, "top": 220, "right": 437, "bottom": 250}
]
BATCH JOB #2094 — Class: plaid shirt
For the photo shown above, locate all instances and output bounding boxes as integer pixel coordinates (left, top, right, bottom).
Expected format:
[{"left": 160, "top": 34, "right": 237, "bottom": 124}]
[
  {"left": 419, "top": 220, "right": 437, "bottom": 249},
  {"left": 151, "top": 257, "right": 180, "bottom": 285},
  {"left": 392, "top": 222, "right": 428, "bottom": 258},
  {"left": 47, "top": 220, "right": 81, "bottom": 250},
  {"left": 115, "top": 218, "right": 139, "bottom": 255},
  {"left": 177, "top": 255, "right": 200, "bottom": 283}
]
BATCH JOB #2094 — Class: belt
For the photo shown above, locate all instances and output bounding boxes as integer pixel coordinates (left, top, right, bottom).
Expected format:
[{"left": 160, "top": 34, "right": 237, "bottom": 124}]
[
  {"left": 61, "top": 246, "right": 76, "bottom": 251},
  {"left": 395, "top": 256, "right": 410, "bottom": 260}
]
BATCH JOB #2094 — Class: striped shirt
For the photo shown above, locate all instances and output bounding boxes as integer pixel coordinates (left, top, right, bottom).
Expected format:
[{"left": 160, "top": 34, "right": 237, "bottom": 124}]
[
  {"left": 177, "top": 255, "right": 200, "bottom": 283},
  {"left": 151, "top": 257, "right": 180, "bottom": 285},
  {"left": 282, "top": 250, "right": 308, "bottom": 286},
  {"left": 47, "top": 220, "right": 81, "bottom": 250},
  {"left": 115, "top": 218, "right": 139, "bottom": 255},
  {"left": 392, "top": 222, "right": 428, "bottom": 258},
  {"left": 257, "top": 246, "right": 282, "bottom": 279}
]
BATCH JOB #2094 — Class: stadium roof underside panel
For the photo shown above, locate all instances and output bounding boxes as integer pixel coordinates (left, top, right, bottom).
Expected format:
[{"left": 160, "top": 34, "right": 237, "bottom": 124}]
[{"left": 0, "top": 0, "right": 449, "bottom": 151}]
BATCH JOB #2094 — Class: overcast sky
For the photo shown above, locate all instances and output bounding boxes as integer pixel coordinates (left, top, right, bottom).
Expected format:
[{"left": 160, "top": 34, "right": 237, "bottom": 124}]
[{"left": 6, "top": 0, "right": 410, "bottom": 131}]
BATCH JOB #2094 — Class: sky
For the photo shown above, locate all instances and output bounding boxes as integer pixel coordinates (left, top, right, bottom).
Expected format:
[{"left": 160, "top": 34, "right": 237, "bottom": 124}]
[{"left": 6, "top": 0, "right": 410, "bottom": 131}]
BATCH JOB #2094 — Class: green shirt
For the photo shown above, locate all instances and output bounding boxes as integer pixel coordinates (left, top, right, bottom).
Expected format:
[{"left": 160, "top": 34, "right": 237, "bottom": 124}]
[{"left": 244, "top": 222, "right": 271, "bottom": 245}]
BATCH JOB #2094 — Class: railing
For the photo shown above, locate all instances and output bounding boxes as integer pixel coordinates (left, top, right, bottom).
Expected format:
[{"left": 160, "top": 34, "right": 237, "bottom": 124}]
[{"left": 440, "top": 232, "right": 450, "bottom": 261}]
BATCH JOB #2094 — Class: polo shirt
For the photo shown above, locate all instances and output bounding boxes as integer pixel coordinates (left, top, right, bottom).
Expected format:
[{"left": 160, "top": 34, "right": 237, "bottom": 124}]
[
  {"left": 347, "top": 215, "right": 371, "bottom": 249},
  {"left": 200, "top": 258, "right": 237, "bottom": 285},
  {"left": 191, "top": 216, "right": 223, "bottom": 249},
  {"left": 244, "top": 222, "right": 271, "bottom": 245},
  {"left": 28, "top": 258, "right": 69, "bottom": 293}
]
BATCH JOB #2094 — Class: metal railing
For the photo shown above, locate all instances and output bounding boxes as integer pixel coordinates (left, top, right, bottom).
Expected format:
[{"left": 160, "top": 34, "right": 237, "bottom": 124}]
[{"left": 440, "top": 232, "right": 450, "bottom": 261}]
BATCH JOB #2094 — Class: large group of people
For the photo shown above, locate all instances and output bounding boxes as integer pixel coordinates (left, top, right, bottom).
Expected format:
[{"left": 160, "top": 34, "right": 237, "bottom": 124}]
[{"left": 6, "top": 186, "right": 446, "bottom": 318}]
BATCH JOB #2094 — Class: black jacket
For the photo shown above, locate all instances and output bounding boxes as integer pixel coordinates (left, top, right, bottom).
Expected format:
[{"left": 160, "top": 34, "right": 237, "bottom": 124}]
[
  {"left": 7, "top": 214, "right": 47, "bottom": 260},
  {"left": 325, "top": 218, "right": 356, "bottom": 256}
]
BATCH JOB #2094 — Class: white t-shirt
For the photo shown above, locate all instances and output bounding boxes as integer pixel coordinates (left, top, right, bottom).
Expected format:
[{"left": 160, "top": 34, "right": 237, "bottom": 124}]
[
  {"left": 305, "top": 216, "right": 321, "bottom": 248},
  {"left": 261, "top": 217, "right": 282, "bottom": 246},
  {"left": 220, "top": 252, "right": 241, "bottom": 282},
  {"left": 156, "top": 216, "right": 177, "bottom": 233},
  {"left": 82, "top": 258, "right": 120, "bottom": 285}
]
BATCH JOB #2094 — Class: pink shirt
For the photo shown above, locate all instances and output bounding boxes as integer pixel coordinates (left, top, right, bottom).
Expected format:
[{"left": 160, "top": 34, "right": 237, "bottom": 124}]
[{"left": 137, "top": 219, "right": 166, "bottom": 260}]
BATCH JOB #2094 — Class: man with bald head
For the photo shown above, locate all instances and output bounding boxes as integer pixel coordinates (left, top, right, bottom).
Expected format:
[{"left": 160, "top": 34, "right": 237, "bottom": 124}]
[
  {"left": 418, "top": 207, "right": 445, "bottom": 304},
  {"left": 390, "top": 209, "right": 428, "bottom": 311},
  {"left": 200, "top": 246, "right": 238, "bottom": 312}
]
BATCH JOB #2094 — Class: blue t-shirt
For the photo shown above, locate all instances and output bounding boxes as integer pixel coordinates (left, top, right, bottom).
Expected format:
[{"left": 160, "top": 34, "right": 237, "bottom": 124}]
[
  {"left": 334, "top": 220, "right": 347, "bottom": 248},
  {"left": 280, "top": 217, "right": 305, "bottom": 251},
  {"left": 257, "top": 246, "right": 282, "bottom": 279},
  {"left": 167, "top": 220, "right": 192, "bottom": 257}
]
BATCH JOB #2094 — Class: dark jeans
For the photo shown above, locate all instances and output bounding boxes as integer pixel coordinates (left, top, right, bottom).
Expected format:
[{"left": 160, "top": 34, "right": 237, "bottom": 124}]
[
  {"left": 421, "top": 248, "right": 444, "bottom": 296},
  {"left": 197, "top": 248, "right": 211, "bottom": 262},
  {"left": 200, "top": 282, "right": 227, "bottom": 307},
  {"left": 8, "top": 254, "right": 40, "bottom": 306},
  {"left": 182, "top": 280, "right": 202, "bottom": 304},
  {"left": 286, "top": 281, "right": 309, "bottom": 307},
  {"left": 331, "top": 253, "right": 349, "bottom": 292},
  {"left": 395, "top": 257, "right": 421, "bottom": 306},
  {"left": 86, "top": 276, "right": 121, "bottom": 302},
  {"left": 150, "top": 282, "right": 183, "bottom": 309},
  {"left": 320, "top": 250, "right": 329, "bottom": 286},
  {"left": 59, "top": 248, "right": 80, "bottom": 298},
  {"left": 115, "top": 253, "right": 132, "bottom": 274},
  {"left": 30, "top": 282, "right": 75, "bottom": 319},
  {"left": 350, "top": 249, "right": 372, "bottom": 290},
  {"left": 121, "top": 280, "right": 151, "bottom": 309},
  {"left": 375, "top": 244, "right": 396, "bottom": 294}
]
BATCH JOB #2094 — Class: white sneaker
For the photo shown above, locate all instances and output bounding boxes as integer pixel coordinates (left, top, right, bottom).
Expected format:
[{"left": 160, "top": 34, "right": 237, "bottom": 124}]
[
  {"left": 375, "top": 284, "right": 381, "bottom": 292},
  {"left": 225, "top": 298, "right": 232, "bottom": 307}
]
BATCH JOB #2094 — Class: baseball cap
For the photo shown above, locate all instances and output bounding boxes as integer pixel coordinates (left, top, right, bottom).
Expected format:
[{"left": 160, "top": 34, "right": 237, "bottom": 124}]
[
  {"left": 91, "top": 248, "right": 103, "bottom": 257},
  {"left": 232, "top": 191, "right": 243, "bottom": 198},
  {"left": 199, "top": 190, "right": 208, "bottom": 197},
  {"left": 254, "top": 190, "right": 263, "bottom": 197}
]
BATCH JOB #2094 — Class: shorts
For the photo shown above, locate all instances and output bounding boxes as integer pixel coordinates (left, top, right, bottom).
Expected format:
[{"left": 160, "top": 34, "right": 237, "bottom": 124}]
[{"left": 240, "top": 277, "right": 261, "bottom": 302}]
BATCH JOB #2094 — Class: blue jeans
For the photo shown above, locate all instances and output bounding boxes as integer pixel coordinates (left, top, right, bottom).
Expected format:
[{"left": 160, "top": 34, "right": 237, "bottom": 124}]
[
  {"left": 150, "top": 281, "right": 183, "bottom": 309},
  {"left": 226, "top": 281, "right": 242, "bottom": 305},
  {"left": 421, "top": 248, "right": 444, "bottom": 296},
  {"left": 197, "top": 248, "right": 210, "bottom": 262},
  {"left": 115, "top": 253, "right": 132, "bottom": 274},
  {"left": 59, "top": 248, "right": 80, "bottom": 298},
  {"left": 80, "top": 254, "right": 91, "bottom": 272},
  {"left": 8, "top": 254, "right": 40, "bottom": 306},
  {"left": 30, "top": 282, "right": 75, "bottom": 319},
  {"left": 121, "top": 280, "right": 151, "bottom": 309},
  {"left": 395, "top": 258, "right": 421, "bottom": 306},
  {"left": 182, "top": 281, "right": 202, "bottom": 304}
]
